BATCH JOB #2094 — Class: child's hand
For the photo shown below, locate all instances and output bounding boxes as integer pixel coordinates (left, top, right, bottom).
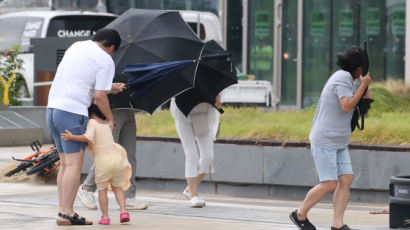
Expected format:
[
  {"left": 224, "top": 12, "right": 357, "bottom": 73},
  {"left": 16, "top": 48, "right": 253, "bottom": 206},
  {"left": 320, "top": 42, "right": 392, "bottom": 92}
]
[{"left": 61, "top": 129, "right": 73, "bottom": 141}]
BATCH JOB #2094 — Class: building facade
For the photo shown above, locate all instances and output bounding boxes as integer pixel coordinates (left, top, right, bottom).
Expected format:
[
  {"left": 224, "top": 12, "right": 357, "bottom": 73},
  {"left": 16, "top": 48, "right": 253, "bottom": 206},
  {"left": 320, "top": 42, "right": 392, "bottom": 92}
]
[{"left": 106, "top": 0, "right": 408, "bottom": 109}]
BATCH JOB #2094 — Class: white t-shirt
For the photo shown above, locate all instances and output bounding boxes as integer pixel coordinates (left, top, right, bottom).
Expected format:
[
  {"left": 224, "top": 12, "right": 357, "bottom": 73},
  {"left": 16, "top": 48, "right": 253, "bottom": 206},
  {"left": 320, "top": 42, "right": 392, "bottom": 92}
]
[{"left": 47, "top": 40, "right": 115, "bottom": 116}]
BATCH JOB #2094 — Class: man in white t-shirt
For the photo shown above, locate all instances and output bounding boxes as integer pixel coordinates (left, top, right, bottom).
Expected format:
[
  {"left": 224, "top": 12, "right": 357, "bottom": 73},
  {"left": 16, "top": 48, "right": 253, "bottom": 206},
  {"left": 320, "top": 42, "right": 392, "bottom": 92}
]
[{"left": 46, "top": 29, "right": 124, "bottom": 225}]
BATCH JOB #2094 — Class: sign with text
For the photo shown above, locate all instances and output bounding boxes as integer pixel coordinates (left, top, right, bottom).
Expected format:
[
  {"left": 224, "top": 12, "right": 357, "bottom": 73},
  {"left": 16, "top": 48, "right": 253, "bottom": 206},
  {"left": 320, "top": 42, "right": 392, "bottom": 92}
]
[
  {"left": 339, "top": 9, "right": 353, "bottom": 37},
  {"left": 366, "top": 8, "right": 380, "bottom": 36},
  {"left": 310, "top": 10, "right": 326, "bottom": 38}
]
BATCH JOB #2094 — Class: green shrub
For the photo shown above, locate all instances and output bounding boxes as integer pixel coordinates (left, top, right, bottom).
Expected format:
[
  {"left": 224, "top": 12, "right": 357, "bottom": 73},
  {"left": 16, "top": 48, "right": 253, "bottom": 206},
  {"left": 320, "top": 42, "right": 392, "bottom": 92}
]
[
  {"left": 369, "top": 86, "right": 410, "bottom": 114},
  {"left": 135, "top": 81, "right": 410, "bottom": 146},
  {"left": 0, "top": 46, "right": 26, "bottom": 106}
]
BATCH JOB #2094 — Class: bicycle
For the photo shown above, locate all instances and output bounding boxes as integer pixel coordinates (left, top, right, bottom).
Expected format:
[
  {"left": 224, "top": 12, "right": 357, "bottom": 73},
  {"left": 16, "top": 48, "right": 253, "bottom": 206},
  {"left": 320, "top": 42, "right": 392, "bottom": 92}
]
[{"left": 5, "top": 141, "right": 60, "bottom": 180}]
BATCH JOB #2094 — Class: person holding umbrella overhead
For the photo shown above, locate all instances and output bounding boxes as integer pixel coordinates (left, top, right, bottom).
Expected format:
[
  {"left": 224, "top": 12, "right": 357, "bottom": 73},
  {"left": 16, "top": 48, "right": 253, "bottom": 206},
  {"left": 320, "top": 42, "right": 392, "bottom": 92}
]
[
  {"left": 77, "top": 9, "right": 204, "bottom": 211},
  {"left": 290, "top": 46, "right": 371, "bottom": 230},
  {"left": 169, "top": 40, "right": 237, "bottom": 207},
  {"left": 46, "top": 29, "right": 123, "bottom": 225},
  {"left": 170, "top": 96, "right": 222, "bottom": 207}
]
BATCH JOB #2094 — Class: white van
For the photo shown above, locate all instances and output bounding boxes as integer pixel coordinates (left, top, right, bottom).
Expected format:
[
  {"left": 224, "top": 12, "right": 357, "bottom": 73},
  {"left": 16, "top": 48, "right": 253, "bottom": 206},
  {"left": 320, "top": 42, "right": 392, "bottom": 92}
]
[
  {"left": 0, "top": 10, "right": 116, "bottom": 104},
  {"left": 180, "top": 10, "right": 223, "bottom": 47},
  {"left": 0, "top": 10, "right": 223, "bottom": 105}
]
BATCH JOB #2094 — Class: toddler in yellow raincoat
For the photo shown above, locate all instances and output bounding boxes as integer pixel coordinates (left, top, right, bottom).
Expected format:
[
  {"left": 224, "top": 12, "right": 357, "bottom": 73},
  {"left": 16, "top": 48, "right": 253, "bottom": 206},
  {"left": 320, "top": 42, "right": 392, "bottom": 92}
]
[{"left": 62, "top": 104, "right": 132, "bottom": 225}]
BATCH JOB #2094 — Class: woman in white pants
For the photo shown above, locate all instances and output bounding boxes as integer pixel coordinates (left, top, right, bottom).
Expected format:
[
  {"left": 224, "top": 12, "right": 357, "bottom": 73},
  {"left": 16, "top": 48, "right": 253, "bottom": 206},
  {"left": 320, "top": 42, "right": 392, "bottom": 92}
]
[{"left": 170, "top": 96, "right": 221, "bottom": 207}]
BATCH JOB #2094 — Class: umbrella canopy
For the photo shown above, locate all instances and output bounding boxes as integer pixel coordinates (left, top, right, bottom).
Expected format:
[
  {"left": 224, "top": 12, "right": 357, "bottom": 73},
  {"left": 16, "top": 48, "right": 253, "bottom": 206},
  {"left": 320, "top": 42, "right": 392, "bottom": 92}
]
[
  {"left": 175, "top": 40, "right": 238, "bottom": 117},
  {"left": 105, "top": 9, "right": 204, "bottom": 109},
  {"left": 123, "top": 60, "right": 197, "bottom": 114}
]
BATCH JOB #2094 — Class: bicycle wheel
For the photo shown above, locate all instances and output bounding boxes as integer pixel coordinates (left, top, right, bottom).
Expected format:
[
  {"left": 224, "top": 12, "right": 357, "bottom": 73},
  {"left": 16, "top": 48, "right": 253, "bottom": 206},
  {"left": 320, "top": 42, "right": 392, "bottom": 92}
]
[
  {"left": 26, "top": 152, "right": 59, "bottom": 175},
  {"left": 5, "top": 162, "right": 33, "bottom": 177}
]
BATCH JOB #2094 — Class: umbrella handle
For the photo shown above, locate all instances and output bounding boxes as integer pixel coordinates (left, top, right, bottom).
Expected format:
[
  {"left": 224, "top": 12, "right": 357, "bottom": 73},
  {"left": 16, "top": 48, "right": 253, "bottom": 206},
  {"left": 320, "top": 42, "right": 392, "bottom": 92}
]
[{"left": 217, "top": 108, "right": 224, "bottom": 114}]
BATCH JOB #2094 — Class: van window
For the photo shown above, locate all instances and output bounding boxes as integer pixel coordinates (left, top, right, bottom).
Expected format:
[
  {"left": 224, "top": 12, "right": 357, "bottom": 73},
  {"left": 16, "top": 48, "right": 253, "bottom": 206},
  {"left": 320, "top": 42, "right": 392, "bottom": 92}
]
[
  {"left": 46, "top": 15, "right": 115, "bottom": 38},
  {"left": 0, "top": 0, "right": 49, "bottom": 8},
  {"left": 0, "top": 17, "right": 44, "bottom": 52},
  {"left": 187, "top": 22, "right": 206, "bottom": 40}
]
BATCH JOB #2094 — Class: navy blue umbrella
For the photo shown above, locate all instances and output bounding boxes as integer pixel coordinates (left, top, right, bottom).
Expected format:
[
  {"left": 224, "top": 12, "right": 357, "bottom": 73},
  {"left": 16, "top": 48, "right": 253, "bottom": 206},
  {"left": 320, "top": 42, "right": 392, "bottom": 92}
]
[{"left": 123, "top": 60, "right": 199, "bottom": 114}]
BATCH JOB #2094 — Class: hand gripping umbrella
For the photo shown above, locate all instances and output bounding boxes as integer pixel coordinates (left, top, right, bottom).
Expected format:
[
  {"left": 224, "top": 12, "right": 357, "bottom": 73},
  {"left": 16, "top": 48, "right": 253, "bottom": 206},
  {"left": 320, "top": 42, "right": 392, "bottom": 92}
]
[
  {"left": 105, "top": 9, "right": 204, "bottom": 109},
  {"left": 175, "top": 40, "right": 238, "bottom": 117},
  {"left": 351, "top": 40, "right": 374, "bottom": 132}
]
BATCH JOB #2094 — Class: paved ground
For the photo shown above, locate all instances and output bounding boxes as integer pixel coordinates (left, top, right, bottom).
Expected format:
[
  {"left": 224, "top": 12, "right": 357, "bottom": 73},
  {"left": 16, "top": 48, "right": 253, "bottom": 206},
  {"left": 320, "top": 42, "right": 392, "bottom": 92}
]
[{"left": 0, "top": 145, "right": 393, "bottom": 230}]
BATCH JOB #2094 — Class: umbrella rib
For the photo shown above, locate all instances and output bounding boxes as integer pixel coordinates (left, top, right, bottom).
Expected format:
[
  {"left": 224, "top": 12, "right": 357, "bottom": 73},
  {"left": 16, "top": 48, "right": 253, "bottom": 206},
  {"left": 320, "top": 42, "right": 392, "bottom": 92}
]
[{"left": 193, "top": 46, "right": 205, "bottom": 87}]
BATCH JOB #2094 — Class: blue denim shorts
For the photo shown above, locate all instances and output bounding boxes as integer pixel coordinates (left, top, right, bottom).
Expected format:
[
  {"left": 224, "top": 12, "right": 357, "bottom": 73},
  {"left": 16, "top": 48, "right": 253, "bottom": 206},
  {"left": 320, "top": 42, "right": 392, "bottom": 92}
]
[
  {"left": 46, "top": 108, "right": 88, "bottom": 154},
  {"left": 311, "top": 144, "right": 353, "bottom": 182}
]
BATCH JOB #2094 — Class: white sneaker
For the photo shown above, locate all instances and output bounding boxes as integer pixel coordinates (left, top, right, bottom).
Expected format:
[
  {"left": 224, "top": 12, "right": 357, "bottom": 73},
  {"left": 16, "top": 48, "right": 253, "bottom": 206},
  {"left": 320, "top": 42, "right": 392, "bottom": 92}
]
[
  {"left": 77, "top": 186, "right": 98, "bottom": 210},
  {"left": 189, "top": 196, "right": 205, "bottom": 208},
  {"left": 126, "top": 197, "right": 148, "bottom": 210},
  {"left": 182, "top": 189, "right": 192, "bottom": 199}
]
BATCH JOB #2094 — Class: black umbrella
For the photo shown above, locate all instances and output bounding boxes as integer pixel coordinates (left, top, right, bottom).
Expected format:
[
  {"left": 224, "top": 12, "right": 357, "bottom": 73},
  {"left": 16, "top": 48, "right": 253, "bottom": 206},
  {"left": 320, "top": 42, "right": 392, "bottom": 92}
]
[
  {"left": 351, "top": 40, "right": 374, "bottom": 132},
  {"left": 175, "top": 40, "right": 238, "bottom": 117},
  {"left": 105, "top": 9, "right": 204, "bottom": 110},
  {"left": 361, "top": 40, "right": 369, "bottom": 76}
]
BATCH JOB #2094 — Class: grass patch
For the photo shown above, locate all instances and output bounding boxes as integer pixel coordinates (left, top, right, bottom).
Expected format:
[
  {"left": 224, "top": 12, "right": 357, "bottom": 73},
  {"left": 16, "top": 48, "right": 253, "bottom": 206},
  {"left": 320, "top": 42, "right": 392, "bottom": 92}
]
[{"left": 135, "top": 81, "right": 410, "bottom": 146}]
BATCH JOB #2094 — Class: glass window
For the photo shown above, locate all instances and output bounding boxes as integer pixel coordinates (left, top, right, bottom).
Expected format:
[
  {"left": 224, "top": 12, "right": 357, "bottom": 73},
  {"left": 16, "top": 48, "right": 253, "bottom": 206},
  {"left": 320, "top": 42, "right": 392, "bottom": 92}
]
[
  {"left": 281, "top": 0, "right": 298, "bottom": 105},
  {"left": 107, "top": 0, "right": 219, "bottom": 16},
  {"left": 186, "top": 23, "right": 206, "bottom": 40},
  {"left": 53, "top": 0, "right": 98, "bottom": 9},
  {"left": 0, "top": 17, "right": 43, "bottom": 52},
  {"left": 386, "top": 0, "right": 405, "bottom": 79},
  {"left": 247, "top": 0, "right": 274, "bottom": 82},
  {"left": 46, "top": 16, "right": 115, "bottom": 38},
  {"left": 0, "top": 0, "right": 49, "bottom": 8},
  {"left": 359, "top": 0, "right": 386, "bottom": 82},
  {"left": 227, "top": 0, "right": 243, "bottom": 70},
  {"left": 330, "top": 0, "right": 360, "bottom": 72},
  {"left": 106, "top": 0, "right": 130, "bottom": 15},
  {"left": 302, "top": 0, "right": 331, "bottom": 107}
]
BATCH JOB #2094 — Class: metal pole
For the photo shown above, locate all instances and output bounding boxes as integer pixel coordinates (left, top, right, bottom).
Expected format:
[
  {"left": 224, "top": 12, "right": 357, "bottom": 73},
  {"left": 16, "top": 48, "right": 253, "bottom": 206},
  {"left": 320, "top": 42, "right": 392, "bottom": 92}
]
[
  {"left": 406, "top": 0, "right": 410, "bottom": 84},
  {"left": 129, "top": 0, "right": 135, "bottom": 9},
  {"left": 242, "top": 0, "right": 248, "bottom": 74},
  {"left": 219, "top": 0, "right": 228, "bottom": 49},
  {"left": 273, "top": 0, "right": 283, "bottom": 108},
  {"left": 296, "top": 0, "right": 303, "bottom": 108}
]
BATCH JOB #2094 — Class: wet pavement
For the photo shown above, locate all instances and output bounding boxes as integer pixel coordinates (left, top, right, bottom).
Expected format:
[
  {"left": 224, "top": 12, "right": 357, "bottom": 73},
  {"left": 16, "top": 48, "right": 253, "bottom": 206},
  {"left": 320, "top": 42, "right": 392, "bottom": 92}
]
[{"left": 0, "top": 145, "right": 392, "bottom": 230}]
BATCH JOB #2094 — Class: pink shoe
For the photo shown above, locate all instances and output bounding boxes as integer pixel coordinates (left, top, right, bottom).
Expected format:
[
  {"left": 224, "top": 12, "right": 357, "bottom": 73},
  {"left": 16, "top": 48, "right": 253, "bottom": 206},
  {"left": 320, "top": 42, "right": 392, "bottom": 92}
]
[
  {"left": 120, "top": 211, "right": 130, "bottom": 223},
  {"left": 98, "top": 216, "right": 110, "bottom": 225}
]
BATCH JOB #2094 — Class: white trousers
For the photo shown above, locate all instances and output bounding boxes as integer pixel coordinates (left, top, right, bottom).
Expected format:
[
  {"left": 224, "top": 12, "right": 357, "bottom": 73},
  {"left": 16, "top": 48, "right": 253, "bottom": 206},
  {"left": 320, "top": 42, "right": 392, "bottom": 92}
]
[{"left": 175, "top": 119, "right": 215, "bottom": 178}]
